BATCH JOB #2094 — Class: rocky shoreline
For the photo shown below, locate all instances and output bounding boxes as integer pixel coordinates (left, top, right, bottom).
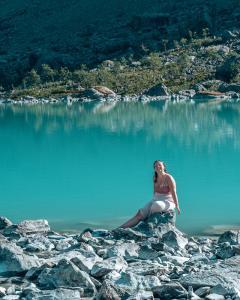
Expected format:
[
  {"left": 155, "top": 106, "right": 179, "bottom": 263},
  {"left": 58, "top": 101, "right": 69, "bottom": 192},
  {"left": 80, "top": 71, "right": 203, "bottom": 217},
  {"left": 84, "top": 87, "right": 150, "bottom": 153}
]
[
  {"left": 1, "top": 80, "right": 240, "bottom": 106},
  {"left": 0, "top": 213, "right": 239, "bottom": 300}
]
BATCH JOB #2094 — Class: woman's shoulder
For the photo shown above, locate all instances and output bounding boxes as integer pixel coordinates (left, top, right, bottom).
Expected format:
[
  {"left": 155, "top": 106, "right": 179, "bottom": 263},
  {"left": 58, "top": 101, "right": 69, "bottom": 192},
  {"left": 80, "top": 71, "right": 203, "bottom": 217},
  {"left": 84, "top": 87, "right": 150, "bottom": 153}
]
[{"left": 165, "top": 173, "right": 175, "bottom": 183}]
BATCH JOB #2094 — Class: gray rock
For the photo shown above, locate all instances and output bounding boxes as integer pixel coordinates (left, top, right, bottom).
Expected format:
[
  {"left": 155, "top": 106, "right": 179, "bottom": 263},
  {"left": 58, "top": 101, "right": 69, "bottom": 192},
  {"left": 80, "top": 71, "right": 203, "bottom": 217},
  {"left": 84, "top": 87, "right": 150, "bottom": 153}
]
[
  {"left": 112, "top": 227, "right": 146, "bottom": 241},
  {"left": 22, "top": 288, "right": 82, "bottom": 300},
  {"left": 127, "top": 290, "right": 154, "bottom": 299},
  {"left": 91, "top": 256, "right": 128, "bottom": 277},
  {"left": 179, "top": 255, "right": 240, "bottom": 290},
  {"left": 194, "top": 286, "right": 211, "bottom": 297},
  {"left": 206, "top": 294, "right": 225, "bottom": 300},
  {"left": 106, "top": 271, "right": 161, "bottom": 297},
  {"left": 37, "top": 259, "right": 96, "bottom": 297},
  {"left": 161, "top": 255, "right": 189, "bottom": 266},
  {"left": 96, "top": 280, "right": 121, "bottom": 300},
  {"left": 17, "top": 220, "right": 50, "bottom": 234},
  {"left": 0, "top": 217, "right": 12, "bottom": 230},
  {"left": 178, "top": 89, "right": 196, "bottom": 98},
  {"left": 0, "top": 287, "right": 6, "bottom": 297},
  {"left": 71, "top": 250, "right": 102, "bottom": 273},
  {"left": 106, "top": 242, "right": 140, "bottom": 260},
  {"left": 216, "top": 242, "right": 235, "bottom": 259},
  {"left": 126, "top": 260, "right": 166, "bottom": 276},
  {"left": 144, "top": 84, "right": 170, "bottom": 97},
  {"left": 153, "top": 282, "right": 188, "bottom": 299},
  {"left": 210, "top": 284, "right": 229, "bottom": 296},
  {"left": 0, "top": 241, "right": 40, "bottom": 275},
  {"left": 161, "top": 230, "right": 188, "bottom": 250},
  {"left": 25, "top": 235, "right": 55, "bottom": 252},
  {"left": 218, "top": 230, "right": 240, "bottom": 245}
]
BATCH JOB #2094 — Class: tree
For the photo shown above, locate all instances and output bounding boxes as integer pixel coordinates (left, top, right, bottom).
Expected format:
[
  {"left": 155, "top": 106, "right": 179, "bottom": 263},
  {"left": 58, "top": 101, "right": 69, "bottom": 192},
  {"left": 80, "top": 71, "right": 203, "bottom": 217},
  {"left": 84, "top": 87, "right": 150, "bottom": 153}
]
[
  {"left": 24, "top": 69, "right": 41, "bottom": 86},
  {"left": 40, "top": 64, "right": 55, "bottom": 82}
]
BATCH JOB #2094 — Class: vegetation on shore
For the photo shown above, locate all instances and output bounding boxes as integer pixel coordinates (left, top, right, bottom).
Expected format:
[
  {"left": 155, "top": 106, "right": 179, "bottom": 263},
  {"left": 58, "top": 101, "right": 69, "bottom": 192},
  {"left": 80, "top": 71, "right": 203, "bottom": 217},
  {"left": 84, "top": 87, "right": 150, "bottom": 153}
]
[{"left": 3, "top": 29, "right": 240, "bottom": 99}]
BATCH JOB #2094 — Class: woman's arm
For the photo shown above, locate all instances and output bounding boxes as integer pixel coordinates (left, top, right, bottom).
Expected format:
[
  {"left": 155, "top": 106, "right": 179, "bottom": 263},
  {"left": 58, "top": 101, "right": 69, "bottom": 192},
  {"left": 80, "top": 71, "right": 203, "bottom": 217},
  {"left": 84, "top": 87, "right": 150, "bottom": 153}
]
[
  {"left": 153, "top": 176, "right": 156, "bottom": 194},
  {"left": 167, "top": 175, "right": 181, "bottom": 215}
]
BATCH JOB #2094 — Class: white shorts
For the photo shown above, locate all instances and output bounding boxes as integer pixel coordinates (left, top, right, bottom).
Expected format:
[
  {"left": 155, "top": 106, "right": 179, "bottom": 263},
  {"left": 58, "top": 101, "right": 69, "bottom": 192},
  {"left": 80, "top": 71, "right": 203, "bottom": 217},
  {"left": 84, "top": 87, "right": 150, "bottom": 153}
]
[{"left": 139, "top": 193, "right": 175, "bottom": 219}]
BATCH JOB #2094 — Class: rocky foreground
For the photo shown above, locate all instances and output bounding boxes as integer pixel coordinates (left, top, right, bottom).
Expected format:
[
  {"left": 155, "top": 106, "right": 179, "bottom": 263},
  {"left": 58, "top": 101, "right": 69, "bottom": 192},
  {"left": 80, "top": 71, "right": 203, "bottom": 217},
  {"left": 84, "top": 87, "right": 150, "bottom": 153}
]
[{"left": 0, "top": 213, "right": 240, "bottom": 300}]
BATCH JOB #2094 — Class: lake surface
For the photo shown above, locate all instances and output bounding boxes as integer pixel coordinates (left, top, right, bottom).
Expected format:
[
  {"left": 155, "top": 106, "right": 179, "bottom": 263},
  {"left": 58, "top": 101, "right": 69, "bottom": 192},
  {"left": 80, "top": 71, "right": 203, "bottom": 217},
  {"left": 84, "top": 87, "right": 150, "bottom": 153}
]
[{"left": 0, "top": 99, "right": 239, "bottom": 234}]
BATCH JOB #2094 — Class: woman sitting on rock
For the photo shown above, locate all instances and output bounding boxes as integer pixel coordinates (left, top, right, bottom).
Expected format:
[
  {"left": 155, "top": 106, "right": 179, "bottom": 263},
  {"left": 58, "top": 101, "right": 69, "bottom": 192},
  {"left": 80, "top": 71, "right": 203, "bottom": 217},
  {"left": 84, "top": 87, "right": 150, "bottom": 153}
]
[{"left": 120, "top": 160, "right": 181, "bottom": 228}]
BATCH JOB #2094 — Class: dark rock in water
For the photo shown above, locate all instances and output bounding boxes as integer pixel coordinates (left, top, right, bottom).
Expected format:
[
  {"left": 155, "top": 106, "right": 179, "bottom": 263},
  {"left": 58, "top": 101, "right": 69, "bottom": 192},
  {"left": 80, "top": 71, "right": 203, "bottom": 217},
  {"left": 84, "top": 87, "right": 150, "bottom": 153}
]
[
  {"left": 218, "top": 83, "right": 240, "bottom": 93},
  {"left": 153, "top": 282, "right": 188, "bottom": 299},
  {"left": 0, "top": 216, "right": 13, "bottom": 230},
  {"left": 0, "top": 241, "right": 40, "bottom": 275},
  {"left": 218, "top": 230, "right": 240, "bottom": 245},
  {"left": 37, "top": 259, "right": 96, "bottom": 297},
  {"left": 144, "top": 84, "right": 170, "bottom": 97}
]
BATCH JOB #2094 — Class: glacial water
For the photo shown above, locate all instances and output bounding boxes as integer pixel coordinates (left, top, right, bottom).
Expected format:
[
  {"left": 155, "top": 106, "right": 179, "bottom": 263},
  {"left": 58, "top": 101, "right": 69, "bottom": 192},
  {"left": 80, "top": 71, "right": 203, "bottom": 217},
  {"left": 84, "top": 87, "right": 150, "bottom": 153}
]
[{"left": 0, "top": 99, "right": 239, "bottom": 235}]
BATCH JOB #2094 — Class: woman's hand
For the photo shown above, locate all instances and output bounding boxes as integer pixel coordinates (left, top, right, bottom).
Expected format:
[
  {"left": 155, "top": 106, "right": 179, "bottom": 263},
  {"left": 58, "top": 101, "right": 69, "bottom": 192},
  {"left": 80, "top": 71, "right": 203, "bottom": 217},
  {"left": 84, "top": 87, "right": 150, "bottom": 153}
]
[{"left": 176, "top": 207, "right": 181, "bottom": 215}]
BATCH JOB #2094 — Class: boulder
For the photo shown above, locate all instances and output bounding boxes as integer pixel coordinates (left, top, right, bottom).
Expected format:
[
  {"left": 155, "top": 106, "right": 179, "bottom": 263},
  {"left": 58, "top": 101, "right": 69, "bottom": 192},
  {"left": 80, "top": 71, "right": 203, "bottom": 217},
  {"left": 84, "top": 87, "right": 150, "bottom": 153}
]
[
  {"left": 0, "top": 241, "right": 40, "bottom": 275},
  {"left": 218, "top": 230, "right": 240, "bottom": 245},
  {"left": 37, "top": 259, "right": 96, "bottom": 297},
  {"left": 144, "top": 84, "right": 170, "bottom": 97},
  {"left": 22, "top": 288, "right": 82, "bottom": 300},
  {"left": 91, "top": 256, "right": 127, "bottom": 277},
  {"left": 153, "top": 282, "right": 188, "bottom": 299},
  {"left": 0, "top": 217, "right": 12, "bottom": 230},
  {"left": 17, "top": 220, "right": 50, "bottom": 234},
  {"left": 71, "top": 251, "right": 102, "bottom": 274},
  {"left": 105, "top": 271, "right": 161, "bottom": 298},
  {"left": 161, "top": 230, "right": 188, "bottom": 250},
  {"left": 179, "top": 255, "right": 240, "bottom": 291},
  {"left": 215, "top": 242, "right": 235, "bottom": 259},
  {"left": 193, "top": 91, "right": 226, "bottom": 100},
  {"left": 218, "top": 83, "right": 240, "bottom": 93}
]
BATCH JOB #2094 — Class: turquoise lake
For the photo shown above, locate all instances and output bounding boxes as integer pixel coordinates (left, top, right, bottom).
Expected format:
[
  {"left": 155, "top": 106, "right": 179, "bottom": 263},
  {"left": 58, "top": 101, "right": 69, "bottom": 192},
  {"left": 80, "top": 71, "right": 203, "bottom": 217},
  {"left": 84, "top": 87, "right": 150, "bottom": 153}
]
[{"left": 0, "top": 99, "right": 239, "bottom": 234}]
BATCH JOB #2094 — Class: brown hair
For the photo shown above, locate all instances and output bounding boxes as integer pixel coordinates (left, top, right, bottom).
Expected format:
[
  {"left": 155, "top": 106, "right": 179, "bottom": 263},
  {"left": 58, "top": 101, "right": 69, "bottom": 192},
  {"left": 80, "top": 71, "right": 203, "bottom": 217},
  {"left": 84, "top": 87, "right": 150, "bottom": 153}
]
[{"left": 153, "top": 160, "right": 167, "bottom": 183}]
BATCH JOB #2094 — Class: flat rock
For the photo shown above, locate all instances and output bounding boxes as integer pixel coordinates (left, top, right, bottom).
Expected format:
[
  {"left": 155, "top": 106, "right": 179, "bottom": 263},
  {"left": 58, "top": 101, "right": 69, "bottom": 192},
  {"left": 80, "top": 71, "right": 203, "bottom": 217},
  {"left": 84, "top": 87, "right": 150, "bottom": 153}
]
[
  {"left": 144, "top": 83, "right": 170, "bottom": 97},
  {"left": 22, "top": 288, "right": 82, "bottom": 300}
]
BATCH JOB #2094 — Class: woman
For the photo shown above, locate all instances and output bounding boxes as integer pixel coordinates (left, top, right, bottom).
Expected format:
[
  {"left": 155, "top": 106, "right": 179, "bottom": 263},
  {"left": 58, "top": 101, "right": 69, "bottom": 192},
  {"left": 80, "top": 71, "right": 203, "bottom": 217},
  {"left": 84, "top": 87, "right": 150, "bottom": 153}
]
[{"left": 120, "top": 160, "right": 181, "bottom": 228}]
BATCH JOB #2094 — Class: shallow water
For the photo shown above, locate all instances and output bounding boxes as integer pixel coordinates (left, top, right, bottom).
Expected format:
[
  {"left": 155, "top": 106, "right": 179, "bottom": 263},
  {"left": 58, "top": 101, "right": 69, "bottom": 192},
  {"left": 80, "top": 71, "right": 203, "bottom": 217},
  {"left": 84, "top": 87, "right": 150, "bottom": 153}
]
[{"left": 0, "top": 99, "right": 239, "bottom": 234}]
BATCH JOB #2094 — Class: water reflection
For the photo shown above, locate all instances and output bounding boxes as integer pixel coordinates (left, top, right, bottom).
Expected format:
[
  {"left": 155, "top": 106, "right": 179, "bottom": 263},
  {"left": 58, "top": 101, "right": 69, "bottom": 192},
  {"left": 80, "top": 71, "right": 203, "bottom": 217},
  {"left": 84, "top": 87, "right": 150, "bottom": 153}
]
[{"left": 1, "top": 100, "right": 239, "bottom": 149}]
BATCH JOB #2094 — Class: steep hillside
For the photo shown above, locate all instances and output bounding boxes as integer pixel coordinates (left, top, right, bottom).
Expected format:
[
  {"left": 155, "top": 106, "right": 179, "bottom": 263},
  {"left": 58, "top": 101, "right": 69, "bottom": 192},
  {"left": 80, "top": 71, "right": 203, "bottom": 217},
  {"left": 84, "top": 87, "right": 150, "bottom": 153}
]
[{"left": 0, "top": 0, "right": 239, "bottom": 87}]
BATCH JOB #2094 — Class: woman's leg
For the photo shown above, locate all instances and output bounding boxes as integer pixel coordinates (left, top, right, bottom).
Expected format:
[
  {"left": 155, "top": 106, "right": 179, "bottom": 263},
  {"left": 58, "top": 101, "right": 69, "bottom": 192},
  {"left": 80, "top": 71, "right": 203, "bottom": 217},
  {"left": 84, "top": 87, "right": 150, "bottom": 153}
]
[{"left": 120, "top": 210, "right": 144, "bottom": 228}]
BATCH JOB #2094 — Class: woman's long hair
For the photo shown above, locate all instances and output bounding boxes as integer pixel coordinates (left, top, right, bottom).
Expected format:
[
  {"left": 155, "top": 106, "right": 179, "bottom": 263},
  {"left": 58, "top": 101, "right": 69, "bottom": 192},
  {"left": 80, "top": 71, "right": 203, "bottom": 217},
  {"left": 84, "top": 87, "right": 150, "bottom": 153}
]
[{"left": 153, "top": 160, "right": 167, "bottom": 183}]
